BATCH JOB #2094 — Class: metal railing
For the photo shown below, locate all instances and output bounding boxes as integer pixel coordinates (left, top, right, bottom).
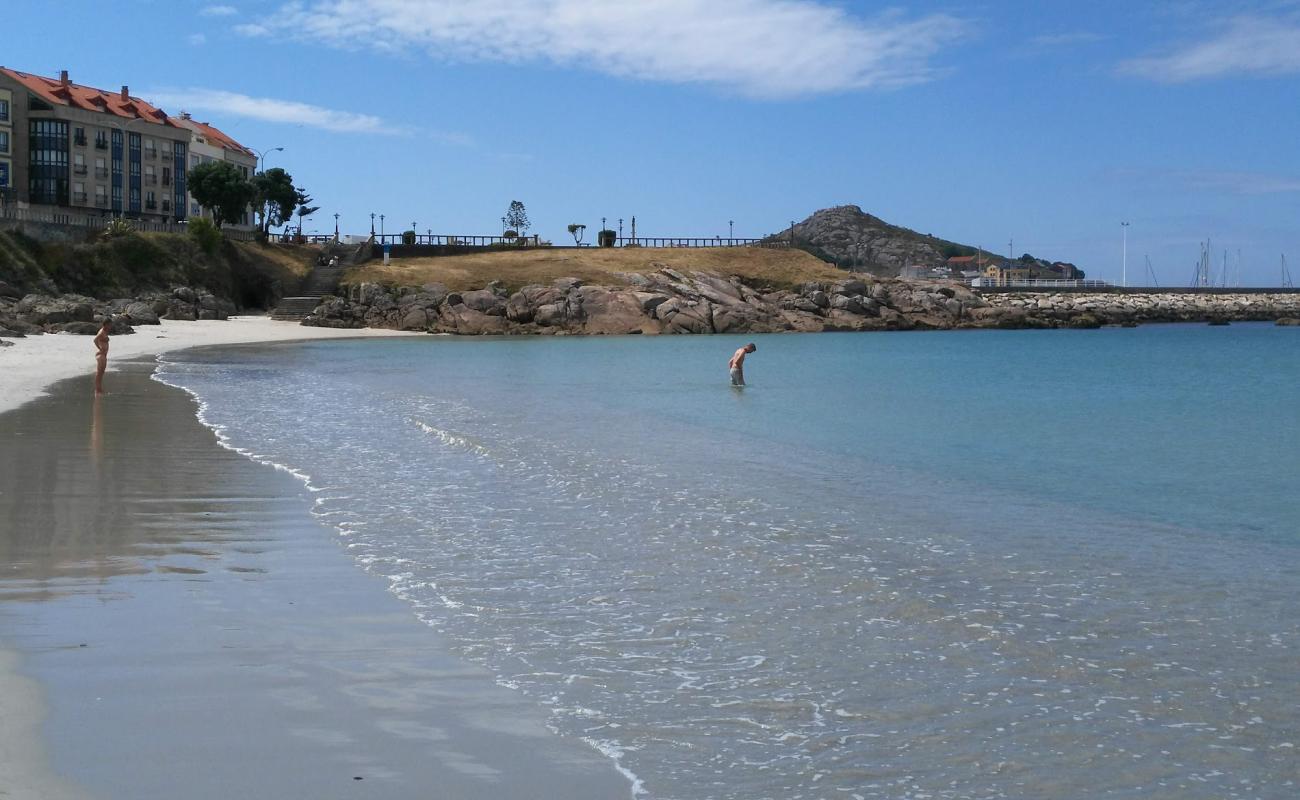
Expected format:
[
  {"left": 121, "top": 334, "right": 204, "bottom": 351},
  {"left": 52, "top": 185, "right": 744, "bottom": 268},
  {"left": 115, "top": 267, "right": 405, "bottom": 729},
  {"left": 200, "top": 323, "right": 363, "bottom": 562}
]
[
  {"left": 0, "top": 203, "right": 256, "bottom": 240},
  {"left": 94, "top": 139, "right": 108, "bottom": 150},
  {"left": 73, "top": 164, "right": 88, "bottom": 175},
  {"left": 73, "top": 192, "right": 88, "bottom": 204},
  {"left": 973, "top": 278, "right": 1111, "bottom": 289},
  {"left": 144, "top": 175, "right": 157, "bottom": 185},
  {"left": 94, "top": 167, "right": 109, "bottom": 179},
  {"left": 367, "top": 233, "right": 791, "bottom": 249},
  {"left": 617, "top": 236, "right": 788, "bottom": 248}
]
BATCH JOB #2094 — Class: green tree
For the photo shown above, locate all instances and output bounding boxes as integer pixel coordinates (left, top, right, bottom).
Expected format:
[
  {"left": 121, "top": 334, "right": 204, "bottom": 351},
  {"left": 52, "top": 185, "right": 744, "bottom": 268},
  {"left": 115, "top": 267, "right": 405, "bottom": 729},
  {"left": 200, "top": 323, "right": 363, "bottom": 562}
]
[
  {"left": 188, "top": 161, "right": 255, "bottom": 229},
  {"left": 567, "top": 223, "right": 586, "bottom": 245},
  {"left": 294, "top": 188, "right": 320, "bottom": 236},
  {"left": 187, "top": 216, "right": 222, "bottom": 254},
  {"left": 252, "top": 168, "right": 298, "bottom": 236},
  {"left": 505, "top": 200, "right": 530, "bottom": 236}
]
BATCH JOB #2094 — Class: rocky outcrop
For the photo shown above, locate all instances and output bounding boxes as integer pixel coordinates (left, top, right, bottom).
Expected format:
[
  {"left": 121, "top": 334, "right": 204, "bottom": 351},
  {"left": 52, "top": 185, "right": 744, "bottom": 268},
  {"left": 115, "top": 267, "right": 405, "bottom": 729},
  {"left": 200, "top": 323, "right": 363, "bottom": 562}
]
[
  {"left": 301, "top": 272, "right": 1300, "bottom": 337},
  {"left": 0, "top": 285, "right": 235, "bottom": 338}
]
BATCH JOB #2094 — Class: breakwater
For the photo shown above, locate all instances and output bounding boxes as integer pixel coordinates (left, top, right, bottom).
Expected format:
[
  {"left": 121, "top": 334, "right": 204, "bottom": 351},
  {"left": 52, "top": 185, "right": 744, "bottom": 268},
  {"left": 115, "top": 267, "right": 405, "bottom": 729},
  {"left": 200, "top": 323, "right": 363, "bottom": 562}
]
[{"left": 301, "top": 270, "right": 1300, "bottom": 334}]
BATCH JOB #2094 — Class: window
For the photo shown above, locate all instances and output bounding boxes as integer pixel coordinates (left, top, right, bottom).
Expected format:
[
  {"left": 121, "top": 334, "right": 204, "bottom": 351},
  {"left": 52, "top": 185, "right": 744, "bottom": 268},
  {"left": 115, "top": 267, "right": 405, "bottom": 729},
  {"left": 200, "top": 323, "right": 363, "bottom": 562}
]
[
  {"left": 0, "top": 162, "right": 8, "bottom": 188},
  {"left": 191, "top": 202, "right": 201, "bottom": 215},
  {"left": 191, "top": 154, "right": 199, "bottom": 168},
  {"left": 74, "top": 126, "right": 86, "bottom": 145},
  {"left": 28, "top": 119, "right": 69, "bottom": 205},
  {"left": 0, "top": 98, "right": 9, "bottom": 121},
  {"left": 0, "top": 131, "right": 8, "bottom": 154}
]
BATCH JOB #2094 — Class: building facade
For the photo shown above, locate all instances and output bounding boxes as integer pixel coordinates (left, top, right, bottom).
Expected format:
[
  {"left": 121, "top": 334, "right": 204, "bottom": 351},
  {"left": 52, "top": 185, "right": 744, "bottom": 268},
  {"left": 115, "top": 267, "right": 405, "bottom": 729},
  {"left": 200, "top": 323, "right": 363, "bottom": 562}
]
[
  {"left": 0, "top": 84, "right": 13, "bottom": 202},
  {"left": 0, "top": 67, "right": 190, "bottom": 221},
  {"left": 171, "top": 113, "right": 258, "bottom": 229}
]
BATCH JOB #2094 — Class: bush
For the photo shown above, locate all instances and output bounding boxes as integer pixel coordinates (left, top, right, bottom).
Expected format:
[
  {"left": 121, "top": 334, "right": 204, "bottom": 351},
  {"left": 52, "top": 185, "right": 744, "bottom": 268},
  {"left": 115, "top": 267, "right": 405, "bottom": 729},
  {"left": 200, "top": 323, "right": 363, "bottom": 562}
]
[
  {"left": 101, "top": 217, "right": 135, "bottom": 240},
  {"left": 402, "top": 230, "right": 417, "bottom": 245},
  {"left": 188, "top": 217, "right": 222, "bottom": 255}
]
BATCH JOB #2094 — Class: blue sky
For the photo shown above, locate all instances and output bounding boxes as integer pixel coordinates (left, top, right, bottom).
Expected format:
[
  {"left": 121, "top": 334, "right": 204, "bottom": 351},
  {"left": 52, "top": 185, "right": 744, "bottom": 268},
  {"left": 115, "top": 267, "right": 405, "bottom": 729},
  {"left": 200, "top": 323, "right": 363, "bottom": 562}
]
[{"left": 8, "top": 0, "right": 1300, "bottom": 285}]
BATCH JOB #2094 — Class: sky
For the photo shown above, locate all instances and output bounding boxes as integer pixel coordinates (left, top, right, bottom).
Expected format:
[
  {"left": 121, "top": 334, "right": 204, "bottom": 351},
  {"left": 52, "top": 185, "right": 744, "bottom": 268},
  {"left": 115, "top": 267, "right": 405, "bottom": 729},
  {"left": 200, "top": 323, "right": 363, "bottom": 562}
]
[{"left": 7, "top": 0, "right": 1300, "bottom": 285}]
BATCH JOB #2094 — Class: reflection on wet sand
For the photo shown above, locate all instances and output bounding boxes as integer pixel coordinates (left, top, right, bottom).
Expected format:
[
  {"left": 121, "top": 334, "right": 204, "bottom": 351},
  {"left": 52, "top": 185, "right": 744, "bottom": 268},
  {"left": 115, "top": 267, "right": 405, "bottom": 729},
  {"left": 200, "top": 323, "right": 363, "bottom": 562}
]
[
  {"left": 1, "top": 364, "right": 239, "bottom": 600},
  {"left": 0, "top": 361, "right": 633, "bottom": 800}
]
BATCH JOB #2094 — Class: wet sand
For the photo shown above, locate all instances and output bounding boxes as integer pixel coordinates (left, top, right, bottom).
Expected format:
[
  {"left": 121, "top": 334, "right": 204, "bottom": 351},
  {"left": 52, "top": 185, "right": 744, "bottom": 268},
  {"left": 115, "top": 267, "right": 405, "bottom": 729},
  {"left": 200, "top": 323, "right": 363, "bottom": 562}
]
[{"left": 0, "top": 361, "right": 632, "bottom": 799}]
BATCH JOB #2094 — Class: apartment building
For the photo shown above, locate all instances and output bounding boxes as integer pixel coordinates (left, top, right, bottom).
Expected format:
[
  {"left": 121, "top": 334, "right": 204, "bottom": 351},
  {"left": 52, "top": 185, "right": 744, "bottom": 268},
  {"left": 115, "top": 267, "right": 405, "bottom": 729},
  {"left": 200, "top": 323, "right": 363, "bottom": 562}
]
[
  {"left": 172, "top": 112, "right": 258, "bottom": 229},
  {"left": 0, "top": 67, "right": 190, "bottom": 221}
]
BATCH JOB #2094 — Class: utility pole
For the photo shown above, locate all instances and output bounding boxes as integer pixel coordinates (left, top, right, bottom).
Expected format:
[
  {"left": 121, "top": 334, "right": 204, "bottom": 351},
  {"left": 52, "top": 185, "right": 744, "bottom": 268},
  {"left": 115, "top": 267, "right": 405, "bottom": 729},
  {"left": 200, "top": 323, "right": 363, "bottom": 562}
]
[
  {"left": 1008, "top": 237, "right": 1013, "bottom": 260},
  {"left": 1121, "top": 221, "right": 1129, "bottom": 288},
  {"left": 333, "top": 212, "right": 339, "bottom": 242},
  {"left": 729, "top": 220, "right": 734, "bottom": 240}
]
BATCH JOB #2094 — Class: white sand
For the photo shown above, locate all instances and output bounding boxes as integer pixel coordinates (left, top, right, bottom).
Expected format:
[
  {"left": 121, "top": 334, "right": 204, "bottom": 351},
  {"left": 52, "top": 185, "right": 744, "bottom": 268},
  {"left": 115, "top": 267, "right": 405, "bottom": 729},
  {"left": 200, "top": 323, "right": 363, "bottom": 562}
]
[{"left": 0, "top": 316, "right": 418, "bottom": 416}]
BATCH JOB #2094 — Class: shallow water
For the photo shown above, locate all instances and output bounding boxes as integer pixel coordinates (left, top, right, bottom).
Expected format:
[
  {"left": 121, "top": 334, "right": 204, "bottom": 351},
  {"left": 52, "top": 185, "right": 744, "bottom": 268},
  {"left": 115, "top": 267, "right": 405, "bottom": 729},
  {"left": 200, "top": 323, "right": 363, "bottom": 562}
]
[{"left": 156, "top": 325, "right": 1300, "bottom": 799}]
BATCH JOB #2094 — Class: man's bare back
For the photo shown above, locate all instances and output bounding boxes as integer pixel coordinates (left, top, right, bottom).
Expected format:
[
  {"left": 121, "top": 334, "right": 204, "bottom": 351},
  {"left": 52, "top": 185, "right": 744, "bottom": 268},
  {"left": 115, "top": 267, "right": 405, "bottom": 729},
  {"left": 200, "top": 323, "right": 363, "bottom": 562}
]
[
  {"left": 94, "top": 319, "right": 110, "bottom": 395},
  {"left": 728, "top": 343, "right": 756, "bottom": 386}
]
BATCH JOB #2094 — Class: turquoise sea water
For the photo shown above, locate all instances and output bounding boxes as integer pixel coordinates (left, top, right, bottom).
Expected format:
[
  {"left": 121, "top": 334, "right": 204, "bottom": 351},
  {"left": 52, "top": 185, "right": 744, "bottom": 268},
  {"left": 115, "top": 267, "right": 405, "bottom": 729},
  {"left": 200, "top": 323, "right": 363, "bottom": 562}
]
[{"left": 157, "top": 324, "right": 1299, "bottom": 799}]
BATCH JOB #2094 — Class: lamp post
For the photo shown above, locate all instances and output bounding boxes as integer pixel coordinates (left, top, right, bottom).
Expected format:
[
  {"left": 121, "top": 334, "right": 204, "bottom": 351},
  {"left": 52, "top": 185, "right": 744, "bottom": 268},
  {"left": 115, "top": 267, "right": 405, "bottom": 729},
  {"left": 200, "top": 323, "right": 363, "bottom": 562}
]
[
  {"left": 333, "top": 212, "right": 340, "bottom": 242},
  {"left": 370, "top": 212, "right": 375, "bottom": 236},
  {"left": 501, "top": 216, "right": 506, "bottom": 235},
  {"left": 379, "top": 214, "right": 385, "bottom": 238},
  {"left": 412, "top": 221, "right": 417, "bottom": 243},
  {"left": 1121, "top": 221, "right": 1129, "bottom": 287},
  {"left": 250, "top": 145, "right": 284, "bottom": 173},
  {"left": 618, "top": 218, "right": 623, "bottom": 240}
]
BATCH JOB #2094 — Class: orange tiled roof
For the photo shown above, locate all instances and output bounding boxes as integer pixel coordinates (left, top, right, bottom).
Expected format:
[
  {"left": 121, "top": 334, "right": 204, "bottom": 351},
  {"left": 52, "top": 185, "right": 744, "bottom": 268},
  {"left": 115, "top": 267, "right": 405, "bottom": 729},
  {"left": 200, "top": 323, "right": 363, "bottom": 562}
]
[
  {"left": 194, "top": 119, "right": 254, "bottom": 157},
  {"left": 0, "top": 66, "right": 177, "bottom": 126},
  {"left": 946, "top": 255, "right": 978, "bottom": 264}
]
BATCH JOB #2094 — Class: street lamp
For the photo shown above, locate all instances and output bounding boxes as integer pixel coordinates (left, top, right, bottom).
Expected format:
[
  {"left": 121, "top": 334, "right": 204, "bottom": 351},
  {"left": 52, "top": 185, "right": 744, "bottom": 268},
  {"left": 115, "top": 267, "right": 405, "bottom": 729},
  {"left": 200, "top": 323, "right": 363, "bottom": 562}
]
[
  {"left": 370, "top": 212, "right": 375, "bottom": 236},
  {"left": 729, "top": 220, "right": 734, "bottom": 240},
  {"left": 333, "top": 212, "right": 340, "bottom": 242},
  {"left": 251, "top": 145, "right": 284, "bottom": 173},
  {"left": 1121, "top": 221, "right": 1130, "bottom": 287},
  {"left": 412, "top": 221, "right": 417, "bottom": 242},
  {"left": 379, "top": 214, "right": 385, "bottom": 237}
]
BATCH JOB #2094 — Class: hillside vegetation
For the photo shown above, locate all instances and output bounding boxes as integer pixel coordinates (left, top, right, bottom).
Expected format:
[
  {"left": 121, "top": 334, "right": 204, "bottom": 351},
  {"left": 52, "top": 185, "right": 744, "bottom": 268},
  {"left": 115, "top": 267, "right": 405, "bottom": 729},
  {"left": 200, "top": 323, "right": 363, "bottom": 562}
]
[
  {"left": 0, "top": 229, "right": 315, "bottom": 308},
  {"left": 346, "top": 246, "right": 848, "bottom": 292}
]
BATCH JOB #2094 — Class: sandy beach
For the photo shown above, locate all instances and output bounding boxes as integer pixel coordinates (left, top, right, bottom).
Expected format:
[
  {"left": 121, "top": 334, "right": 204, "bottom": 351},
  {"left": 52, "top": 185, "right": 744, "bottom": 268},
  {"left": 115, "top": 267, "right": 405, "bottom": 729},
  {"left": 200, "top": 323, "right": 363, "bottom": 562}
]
[
  {"left": 0, "top": 316, "right": 421, "bottom": 416},
  {"left": 0, "top": 338, "right": 633, "bottom": 798}
]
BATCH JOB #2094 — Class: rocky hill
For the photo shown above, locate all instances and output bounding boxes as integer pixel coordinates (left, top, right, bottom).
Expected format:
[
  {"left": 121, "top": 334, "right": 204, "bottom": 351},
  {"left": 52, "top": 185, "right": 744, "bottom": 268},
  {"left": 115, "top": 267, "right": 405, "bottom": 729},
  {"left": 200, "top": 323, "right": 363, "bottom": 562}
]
[{"left": 765, "top": 205, "right": 977, "bottom": 275}]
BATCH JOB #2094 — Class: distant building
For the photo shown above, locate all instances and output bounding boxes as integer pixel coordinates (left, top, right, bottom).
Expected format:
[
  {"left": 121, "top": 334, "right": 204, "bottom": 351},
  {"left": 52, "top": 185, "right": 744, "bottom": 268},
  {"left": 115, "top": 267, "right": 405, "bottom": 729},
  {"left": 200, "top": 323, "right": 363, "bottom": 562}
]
[
  {"left": 983, "top": 264, "right": 1032, "bottom": 286},
  {"left": 945, "top": 255, "right": 980, "bottom": 270},
  {"left": 0, "top": 67, "right": 190, "bottom": 221},
  {"left": 171, "top": 113, "right": 257, "bottom": 229}
]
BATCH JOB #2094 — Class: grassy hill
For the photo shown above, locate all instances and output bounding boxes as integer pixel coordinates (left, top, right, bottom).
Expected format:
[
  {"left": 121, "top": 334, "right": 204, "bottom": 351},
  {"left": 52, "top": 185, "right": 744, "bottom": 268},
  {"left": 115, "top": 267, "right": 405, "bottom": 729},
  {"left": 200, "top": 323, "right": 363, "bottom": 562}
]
[
  {"left": 345, "top": 246, "right": 849, "bottom": 293},
  {"left": 0, "top": 228, "right": 316, "bottom": 308}
]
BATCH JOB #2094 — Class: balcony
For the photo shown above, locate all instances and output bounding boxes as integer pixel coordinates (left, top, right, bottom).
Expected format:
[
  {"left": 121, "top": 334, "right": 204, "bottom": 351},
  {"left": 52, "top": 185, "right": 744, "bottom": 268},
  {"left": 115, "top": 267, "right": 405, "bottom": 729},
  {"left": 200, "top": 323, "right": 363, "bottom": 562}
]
[
  {"left": 144, "top": 148, "right": 158, "bottom": 160},
  {"left": 94, "top": 139, "right": 109, "bottom": 150},
  {"left": 94, "top": 168, "right": 109, "bottom": 179},
  {"left": 145, "top": 175, "right": 157, "bottom": 185},
  {"left": 73, "top": 164, "right": 88, "bottom": 175},
  {"left": 95, "top": 197, "right": 110, "bottom": 208},
  {"left": 73, "top": 192, "right": 88, "bottom": 204},
  {"left": 161, "top": 175, "right": 172, "bottom": 186},
  {"left": 145, "top": 201, "right": 157, "bottom": 211},
  {"left": 161, "top": 200, "right": 172, "bottom": 212},
  {"left": 74, "top": 135, "right": 88, "bottom": 146}
]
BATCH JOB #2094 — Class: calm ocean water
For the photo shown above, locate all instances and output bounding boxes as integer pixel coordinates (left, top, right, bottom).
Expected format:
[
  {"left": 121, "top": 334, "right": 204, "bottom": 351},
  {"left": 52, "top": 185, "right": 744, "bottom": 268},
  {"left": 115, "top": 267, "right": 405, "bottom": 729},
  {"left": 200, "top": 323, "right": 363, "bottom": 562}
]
[{"left": 156, "top": 324, "right": 1299, "bottom": 799}]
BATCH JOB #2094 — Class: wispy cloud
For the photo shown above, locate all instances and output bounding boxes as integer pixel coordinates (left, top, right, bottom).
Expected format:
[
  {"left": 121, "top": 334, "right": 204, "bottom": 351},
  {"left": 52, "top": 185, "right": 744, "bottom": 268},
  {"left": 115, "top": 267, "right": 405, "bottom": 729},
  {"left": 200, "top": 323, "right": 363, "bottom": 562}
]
[
  {"left": 1029, "top": 31, "right": 1106, "bottom": 48},
  {"left": 200, "top": 4, "right": 238, "bottom": 16},
  {"left": 143, "top": 88, "right": 400, "bottom": 134},
  {"left": 233, "top": 0, "right": 971, "bottom": 98},
  {"left": 1119, "top": 14, "right": 1300, "bottom": 81},
  {"left": 1111, "top": 166, "right": 1300, "bottom": 195},
  {"left": 1184, "top": 170, "right": 1300, "bottom": 194},
  {"left": 187, "top": 33, "right": 208, "bottom": 46}
]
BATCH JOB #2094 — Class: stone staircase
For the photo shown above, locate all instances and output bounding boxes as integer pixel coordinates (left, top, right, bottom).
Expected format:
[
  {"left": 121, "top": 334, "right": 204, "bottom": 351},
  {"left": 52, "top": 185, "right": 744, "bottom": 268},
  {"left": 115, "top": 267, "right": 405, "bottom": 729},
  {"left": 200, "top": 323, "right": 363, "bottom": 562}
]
[{"left": 270, "top": 241, "right": 370, "bottom": 321}]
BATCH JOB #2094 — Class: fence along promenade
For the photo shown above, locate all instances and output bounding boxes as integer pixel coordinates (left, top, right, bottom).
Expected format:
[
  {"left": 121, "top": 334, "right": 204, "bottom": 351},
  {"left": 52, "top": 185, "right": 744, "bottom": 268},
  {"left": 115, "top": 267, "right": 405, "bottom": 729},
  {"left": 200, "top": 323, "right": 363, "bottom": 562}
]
[
  {"left": 0, "top": 204, "right": 256, "bottom": 241},
  {"left": 370, "top": 232, "right": 789, "bottom": 249}
]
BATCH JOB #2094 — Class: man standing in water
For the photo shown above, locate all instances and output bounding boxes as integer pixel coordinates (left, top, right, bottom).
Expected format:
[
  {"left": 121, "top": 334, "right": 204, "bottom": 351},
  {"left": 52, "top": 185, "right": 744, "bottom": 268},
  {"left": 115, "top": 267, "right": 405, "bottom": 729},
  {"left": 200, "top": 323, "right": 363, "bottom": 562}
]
[
  {"left": 729, "top": 342, "right": 756, "bottom": 386},
  {"left": 93, "top": 318, "right": 111, "bottom": 395}
]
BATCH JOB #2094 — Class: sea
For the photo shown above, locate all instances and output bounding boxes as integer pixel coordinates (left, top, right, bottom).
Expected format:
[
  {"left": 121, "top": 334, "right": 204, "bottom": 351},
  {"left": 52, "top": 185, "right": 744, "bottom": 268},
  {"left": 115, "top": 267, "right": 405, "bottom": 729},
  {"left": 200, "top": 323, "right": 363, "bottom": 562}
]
[{"left": 154, "top": 323, "right": 1299, "bottom": 800}]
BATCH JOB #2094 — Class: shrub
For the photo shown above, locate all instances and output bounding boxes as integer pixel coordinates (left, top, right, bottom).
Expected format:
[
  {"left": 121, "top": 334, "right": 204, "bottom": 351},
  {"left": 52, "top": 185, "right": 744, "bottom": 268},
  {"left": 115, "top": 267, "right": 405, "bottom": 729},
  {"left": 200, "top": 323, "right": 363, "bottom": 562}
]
[
  {"left": 101, "top": 217, "right": 135, "bottom": 240},
  {"left": 188, "top": 217, "right": 222, "bottom": 255},
  {"left": 402, "top": 230, "right": 417, "bottom": 245}
]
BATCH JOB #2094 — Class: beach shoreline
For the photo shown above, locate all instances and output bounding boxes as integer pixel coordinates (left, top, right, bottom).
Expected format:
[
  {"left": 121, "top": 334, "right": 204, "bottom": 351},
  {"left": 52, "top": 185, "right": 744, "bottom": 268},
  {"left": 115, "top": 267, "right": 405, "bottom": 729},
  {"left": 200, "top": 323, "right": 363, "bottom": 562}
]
[
  {"left": 0, "top": 315, "right": 420, "bottom": 417},
  {"left": 0, "top": 362, "right": 633, "bottom": 799}
]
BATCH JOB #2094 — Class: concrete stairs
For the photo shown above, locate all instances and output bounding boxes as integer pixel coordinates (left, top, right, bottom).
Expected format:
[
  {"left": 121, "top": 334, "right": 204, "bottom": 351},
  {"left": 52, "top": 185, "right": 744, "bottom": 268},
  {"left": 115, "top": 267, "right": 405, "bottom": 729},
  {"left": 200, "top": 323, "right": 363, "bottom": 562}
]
[{"left": 270, "top": 241, "right": 371, "bottom": 321}]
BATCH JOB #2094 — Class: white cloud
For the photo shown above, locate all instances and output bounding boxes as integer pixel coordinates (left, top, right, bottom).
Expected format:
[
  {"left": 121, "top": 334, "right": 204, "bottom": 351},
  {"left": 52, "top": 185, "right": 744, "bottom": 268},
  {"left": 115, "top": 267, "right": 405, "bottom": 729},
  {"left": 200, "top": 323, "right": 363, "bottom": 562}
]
[
  {"left": 200, "top": 4, "right": 239, "bottom": 16},
  {"left": 187, "top": 33, "right": 208, "bottom": 46},
  {"left": 143, "top": 88, "right": 400, "bottom": 135},
  {"left": 233, "top": 0, "right": 970, "bottom": 97},
  {"left": 1119, "top": 15, "right": 1300, "bottom": 81},
  {"left": 234, "top": 22, "right": 270, "bottom": 37}
]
